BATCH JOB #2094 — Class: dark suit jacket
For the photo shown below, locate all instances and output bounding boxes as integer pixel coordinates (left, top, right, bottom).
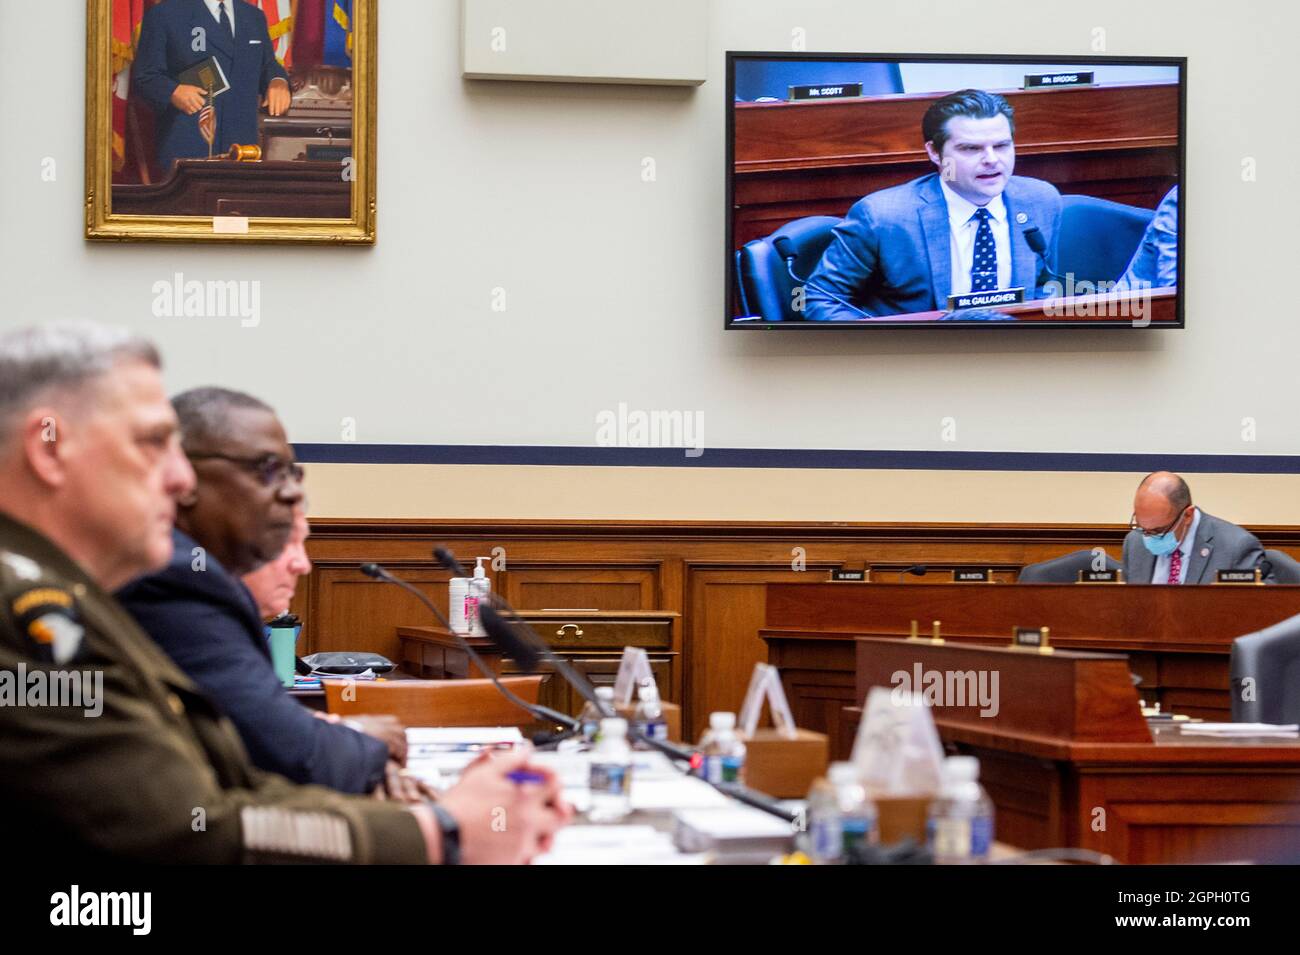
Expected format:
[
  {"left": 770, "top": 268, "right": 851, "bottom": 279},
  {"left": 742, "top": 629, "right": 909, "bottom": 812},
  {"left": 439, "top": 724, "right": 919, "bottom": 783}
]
[
  {"left": 117, "top": 529, "right": 387, "bottom": 794},
  {"left": 804, "top": 172, "right": 1063, "bottom": 320},
  {"left": 133, "top": 0, "right": 288, "bottom": 170},
  {"left": 1121, "top": 511, "right": 1266, "bottom": 584}
]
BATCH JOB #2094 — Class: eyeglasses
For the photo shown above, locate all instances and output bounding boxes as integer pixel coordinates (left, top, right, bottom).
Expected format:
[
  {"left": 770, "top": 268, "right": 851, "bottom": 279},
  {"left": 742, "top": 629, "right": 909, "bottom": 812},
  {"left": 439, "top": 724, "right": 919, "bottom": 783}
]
[
  {"left": 188, "top": 452, "right": 305, "bottom": 488},
  {"left": 1129, "top": 508, "right": 1188, "bottom": 538}
]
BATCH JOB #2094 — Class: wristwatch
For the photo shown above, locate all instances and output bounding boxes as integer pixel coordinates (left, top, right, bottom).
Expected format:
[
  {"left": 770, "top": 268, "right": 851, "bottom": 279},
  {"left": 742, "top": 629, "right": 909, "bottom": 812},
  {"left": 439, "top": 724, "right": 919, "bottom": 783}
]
[{"left": 430, "top": 803, "right": 461, "bottom": 865}]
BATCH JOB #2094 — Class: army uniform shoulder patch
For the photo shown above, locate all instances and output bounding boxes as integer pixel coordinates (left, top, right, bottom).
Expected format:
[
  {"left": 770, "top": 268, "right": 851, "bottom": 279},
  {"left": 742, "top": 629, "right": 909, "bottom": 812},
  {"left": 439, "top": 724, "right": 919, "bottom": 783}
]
[{"left": 6, "top": 584, "right": 86, "bottom": 665}]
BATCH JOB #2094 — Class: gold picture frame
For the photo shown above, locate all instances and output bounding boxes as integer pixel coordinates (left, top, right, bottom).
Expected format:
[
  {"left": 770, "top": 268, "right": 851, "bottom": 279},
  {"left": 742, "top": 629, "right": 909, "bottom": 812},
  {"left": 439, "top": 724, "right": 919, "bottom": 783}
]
[{"left": 85, "top": 0, "right": 377, "bottom": 243}]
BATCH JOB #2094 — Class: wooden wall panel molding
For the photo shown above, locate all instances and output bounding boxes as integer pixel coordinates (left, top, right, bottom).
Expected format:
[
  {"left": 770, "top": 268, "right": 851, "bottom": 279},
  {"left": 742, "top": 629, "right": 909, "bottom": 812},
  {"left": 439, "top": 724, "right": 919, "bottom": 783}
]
[{"left": 293, "top": 519, "right": 1300, "bottom": 736}]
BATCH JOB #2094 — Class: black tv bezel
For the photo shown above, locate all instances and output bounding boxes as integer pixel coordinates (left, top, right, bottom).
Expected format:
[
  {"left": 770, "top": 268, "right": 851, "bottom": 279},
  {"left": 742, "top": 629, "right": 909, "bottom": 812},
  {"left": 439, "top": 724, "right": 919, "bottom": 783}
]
[{"left": 723, "top": 51, "right": 1188, "bottom": 332}]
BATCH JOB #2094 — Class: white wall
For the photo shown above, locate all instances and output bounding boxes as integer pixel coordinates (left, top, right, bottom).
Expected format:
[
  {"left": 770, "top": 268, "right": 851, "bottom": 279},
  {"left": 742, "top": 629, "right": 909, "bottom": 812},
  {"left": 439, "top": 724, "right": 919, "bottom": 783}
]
[{"left": 1, "top": 0, "right": 1295, "bottom": 459}]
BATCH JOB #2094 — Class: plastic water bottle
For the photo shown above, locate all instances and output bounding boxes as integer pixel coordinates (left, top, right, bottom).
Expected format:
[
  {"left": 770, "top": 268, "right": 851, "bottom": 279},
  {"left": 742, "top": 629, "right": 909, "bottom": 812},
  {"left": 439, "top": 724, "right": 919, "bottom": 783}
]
[
  {"left": 927, "top": 755, "right": 995, "bottom": 864},
  {"left": 578, "top": 687, "right": 616, "bottom": 744},
  {"left": 631, "top": 680, "right": 667, "bottom": 746},
  {"left": 588, "top": 717, "right": 633, "bottom": 822},
  {"left": 807, "top": 762, "right": 878, "bottom": 863},
  {"left": 696, "top": 712, "right": 746, "bottom": 784}
]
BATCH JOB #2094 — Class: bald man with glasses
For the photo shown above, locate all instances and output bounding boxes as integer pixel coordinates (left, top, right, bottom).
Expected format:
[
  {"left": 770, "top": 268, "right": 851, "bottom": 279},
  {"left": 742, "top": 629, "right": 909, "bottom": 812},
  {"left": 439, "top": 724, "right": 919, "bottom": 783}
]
[
  {"left": 116, "top": 387, "right": 404, "bottom": 795},
  {"left": 1122, "top": 471, "right": 1267, "bottom": 585}
]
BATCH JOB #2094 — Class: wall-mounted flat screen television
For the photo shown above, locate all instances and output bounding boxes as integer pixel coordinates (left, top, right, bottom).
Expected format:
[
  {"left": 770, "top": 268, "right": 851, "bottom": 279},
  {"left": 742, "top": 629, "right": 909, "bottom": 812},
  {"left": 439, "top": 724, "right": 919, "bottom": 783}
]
[{"left": 726, "top": 53, "right": 1186, "bottom": 330}]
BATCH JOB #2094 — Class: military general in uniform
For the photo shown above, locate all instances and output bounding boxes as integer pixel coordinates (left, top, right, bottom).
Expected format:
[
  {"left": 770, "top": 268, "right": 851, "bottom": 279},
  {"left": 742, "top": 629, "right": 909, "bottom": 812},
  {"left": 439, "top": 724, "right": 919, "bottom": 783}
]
[{"left": 0, "top": 323, "right": 569, "bottom": 864}]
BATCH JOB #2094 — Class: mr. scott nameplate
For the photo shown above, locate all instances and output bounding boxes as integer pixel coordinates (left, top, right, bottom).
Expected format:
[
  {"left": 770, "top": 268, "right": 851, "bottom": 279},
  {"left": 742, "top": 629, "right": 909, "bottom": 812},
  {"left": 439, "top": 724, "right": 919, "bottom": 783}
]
[
  {"left": 947, "top": 288, "right": 1024, "bottom": 311},
  {"left": 789, "top": 83, "right": 863, "bottom": 101},
  {"left": 1077, "top": 569, "right": 1122, "bottom": 583}
]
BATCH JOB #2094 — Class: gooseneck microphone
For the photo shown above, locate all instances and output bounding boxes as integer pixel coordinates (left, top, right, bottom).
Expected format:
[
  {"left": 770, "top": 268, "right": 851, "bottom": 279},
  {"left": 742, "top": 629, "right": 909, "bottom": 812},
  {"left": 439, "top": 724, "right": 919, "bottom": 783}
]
[
  {"left": 433, "top": 549, "right": 691, "bottom": 762},
  {"left": 1022, "top": 225, "right": 1068, "bottom": 287},
  {"left": 358, "top": 562, "right": 578, "bottom": 734},
  {"left": 772, "top": 236, "right": 876, "bottom": 321},
  {"left": 901, "top": 564, "right": 928, "bottom": 579},
  {"left": 434, "top": 547, "right": 798, "bottom": 822}
]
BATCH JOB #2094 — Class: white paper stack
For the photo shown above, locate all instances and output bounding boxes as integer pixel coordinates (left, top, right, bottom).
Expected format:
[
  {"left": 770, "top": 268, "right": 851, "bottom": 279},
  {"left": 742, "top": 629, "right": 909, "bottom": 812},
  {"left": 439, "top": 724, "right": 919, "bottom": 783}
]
[
  {"left": 534, "top": 825, "right": 704, "bottom": 865},
  {"left": 1178, "top": 722, "right": 1299, "bottom": 739}
]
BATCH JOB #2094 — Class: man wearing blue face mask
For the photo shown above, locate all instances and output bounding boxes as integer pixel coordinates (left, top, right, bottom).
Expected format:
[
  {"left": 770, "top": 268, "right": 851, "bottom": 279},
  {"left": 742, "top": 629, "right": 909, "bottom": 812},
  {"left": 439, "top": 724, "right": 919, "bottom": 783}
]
[{"left": 1121, "top": 471, "right": 1266, "bottom": 585}]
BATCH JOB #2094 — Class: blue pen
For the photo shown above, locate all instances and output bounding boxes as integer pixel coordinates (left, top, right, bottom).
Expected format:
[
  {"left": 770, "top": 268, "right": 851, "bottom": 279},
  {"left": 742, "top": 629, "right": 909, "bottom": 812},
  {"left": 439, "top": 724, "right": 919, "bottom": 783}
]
[{"left": 507, "top": 770, "right": 547, "bottom": 785}]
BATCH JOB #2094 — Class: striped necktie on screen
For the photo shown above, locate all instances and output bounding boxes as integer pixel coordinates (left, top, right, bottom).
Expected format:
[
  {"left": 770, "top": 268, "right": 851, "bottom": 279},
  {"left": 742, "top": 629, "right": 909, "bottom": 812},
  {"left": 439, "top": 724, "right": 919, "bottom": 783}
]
[
  {"left": 970, "top": 208, "right": 997, "bottom": 292},
  {"left": 1167, "top": 547, "right": 1182, "bottom": 585}
]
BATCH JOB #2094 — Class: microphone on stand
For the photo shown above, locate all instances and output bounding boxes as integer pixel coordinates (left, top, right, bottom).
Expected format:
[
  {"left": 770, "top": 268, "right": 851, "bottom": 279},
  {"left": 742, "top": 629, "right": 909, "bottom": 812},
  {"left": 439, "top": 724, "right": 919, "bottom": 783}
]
[
  {"left": 358, "top": 562, "right": 579, "bottom": 741},
  {"left": 434, "top": 547, "right": 797, "bottom": 823}
]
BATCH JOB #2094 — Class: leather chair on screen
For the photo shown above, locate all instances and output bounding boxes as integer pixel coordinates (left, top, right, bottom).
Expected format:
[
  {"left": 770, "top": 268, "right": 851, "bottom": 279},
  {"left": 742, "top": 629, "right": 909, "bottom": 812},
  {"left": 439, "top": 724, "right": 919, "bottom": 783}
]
[
  {"left": 1264, "top": 549, "right": 1300, "bottom": 585},
  {"left": 1055, "top": 194, "right": 1155, "bottom": 286},
  {"left": 735, "top": 215, "right": 839, "bottom": 322},
  {"left": 1017, "top": 548, "right": 1121, "bottom": 583},
  {"left": 1230, "top": 615, "right": 1300, "bottom": 723}
]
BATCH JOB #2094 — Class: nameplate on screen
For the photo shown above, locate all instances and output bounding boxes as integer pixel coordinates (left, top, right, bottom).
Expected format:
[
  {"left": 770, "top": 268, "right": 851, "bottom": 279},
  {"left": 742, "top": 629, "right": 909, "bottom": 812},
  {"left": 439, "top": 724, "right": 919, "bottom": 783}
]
[
  {"left": 1077, "top": 569, "right": 1123, "bottom": 584},
  {"left": 1024, "top": 71, "right": 1095, "bottom": 89},
  {"left": 1215, "top": 569, "right": 1262, "bottom": 585},
  {"left": 952, "top": 568, "right": 992, "bottom": 583},
  {"left": 829, "top": 567, "right": 870, "bottom": 582},
  {"left": 789, "top": 83, "right": 863, "bottom": 101},
  {"left": 947, "top": 287, "right": 1024, "bottom": 311}
]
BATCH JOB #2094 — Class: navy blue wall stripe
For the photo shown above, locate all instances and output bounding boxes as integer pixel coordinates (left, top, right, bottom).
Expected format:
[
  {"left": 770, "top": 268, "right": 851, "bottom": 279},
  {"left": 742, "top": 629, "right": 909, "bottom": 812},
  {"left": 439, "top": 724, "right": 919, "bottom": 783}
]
[{"left": 293, "top": 444, "right": 1300, "bottom": 474}]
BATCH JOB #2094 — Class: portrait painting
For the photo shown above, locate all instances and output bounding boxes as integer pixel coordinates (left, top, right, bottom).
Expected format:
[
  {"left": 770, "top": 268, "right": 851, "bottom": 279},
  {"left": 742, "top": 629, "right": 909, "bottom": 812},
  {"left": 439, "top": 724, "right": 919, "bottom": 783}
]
[{"left": 86, "top": 0, "right": 376, "bottom": 243}]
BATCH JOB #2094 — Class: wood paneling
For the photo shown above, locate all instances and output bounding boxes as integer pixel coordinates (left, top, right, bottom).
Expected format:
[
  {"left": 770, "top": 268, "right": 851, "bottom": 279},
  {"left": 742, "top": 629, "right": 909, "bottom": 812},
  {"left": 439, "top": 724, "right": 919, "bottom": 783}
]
[
  {"left": 292, "top": 519, "right": 1300, "bottom": 741},
  {"left": 501, "top": 564, "right": 659, "bottom": 612}
]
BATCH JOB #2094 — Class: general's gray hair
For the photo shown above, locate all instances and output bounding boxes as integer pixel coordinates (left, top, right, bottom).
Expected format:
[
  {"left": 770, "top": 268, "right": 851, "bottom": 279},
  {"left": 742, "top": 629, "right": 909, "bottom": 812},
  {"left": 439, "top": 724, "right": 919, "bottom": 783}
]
[
  {"left": 171, "top": 387, "right": 275, "bottom": 452},
  {"left": 0, "top": 323, "right": 161, "bottom": 440}
]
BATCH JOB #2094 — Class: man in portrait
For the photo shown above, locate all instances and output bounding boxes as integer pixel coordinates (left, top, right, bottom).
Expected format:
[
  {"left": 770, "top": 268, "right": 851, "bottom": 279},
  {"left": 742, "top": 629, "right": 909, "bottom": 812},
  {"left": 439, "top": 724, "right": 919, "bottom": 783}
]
[{"left": 133, "top": 0, "right": 292, "bottom": 172}]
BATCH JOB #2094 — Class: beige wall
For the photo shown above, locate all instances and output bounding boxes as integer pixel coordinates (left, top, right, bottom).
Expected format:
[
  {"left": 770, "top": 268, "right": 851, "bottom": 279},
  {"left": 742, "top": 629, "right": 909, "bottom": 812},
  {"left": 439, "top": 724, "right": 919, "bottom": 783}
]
[{"left": 305, "top": 464, "right": 1300, "bottom": 525}]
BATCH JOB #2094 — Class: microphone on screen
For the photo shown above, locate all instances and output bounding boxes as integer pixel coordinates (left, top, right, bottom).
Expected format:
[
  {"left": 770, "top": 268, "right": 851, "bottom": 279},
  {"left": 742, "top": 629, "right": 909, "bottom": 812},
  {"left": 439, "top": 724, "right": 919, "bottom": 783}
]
[
  {"left": 772, "top": 235, "right": 876, "bottom": 321},
  {"left": 901, "top": 564, "right": 928, "bottom": 578},
  {"left": 1022, "top": 224, "right": 1068, "bottom": 286}
]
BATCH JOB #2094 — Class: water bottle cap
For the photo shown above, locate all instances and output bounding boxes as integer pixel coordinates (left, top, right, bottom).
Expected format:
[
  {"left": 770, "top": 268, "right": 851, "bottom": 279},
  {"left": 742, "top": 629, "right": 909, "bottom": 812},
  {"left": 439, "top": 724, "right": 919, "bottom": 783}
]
[
  {"left": 599, "top": 717, "right": 628, "bottom": 738},
  {"left": 828, "top": 761, "right": 861, "bottom": 784},
  {"left": 709, "top": 711, "right": 736, "bottom": 730},
  {"left": 942, "top": 755, "right": 980, "bottom": 783}
]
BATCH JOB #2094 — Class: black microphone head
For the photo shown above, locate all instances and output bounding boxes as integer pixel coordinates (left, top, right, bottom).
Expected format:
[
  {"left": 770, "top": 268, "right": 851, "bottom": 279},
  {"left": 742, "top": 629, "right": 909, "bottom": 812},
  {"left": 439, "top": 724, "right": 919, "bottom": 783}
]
[
  {"left": 432, "top": 547, "right": 468, "bottom": 576},
  {"left": 772, "top": 236, "right": 796, "bottom": 261},
  {"left": 359, "top": 563, "right": 385, "bottom": 579},
  {"left": 1023, "top": 225, "right": 1046, "bottom": 255},
  {"left": 907, "top": 564, "right": 928, "bottom": 576},
  {"left": 479, "top": 604, "right": 542, "bottom": 671}
]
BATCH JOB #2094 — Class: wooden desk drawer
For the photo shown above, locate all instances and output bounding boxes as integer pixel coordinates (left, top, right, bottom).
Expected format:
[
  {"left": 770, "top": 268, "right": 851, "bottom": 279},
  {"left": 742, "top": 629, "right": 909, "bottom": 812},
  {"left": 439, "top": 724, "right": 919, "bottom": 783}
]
[{"left": 524, "top": 617, "right": 672, "bottom": 650}]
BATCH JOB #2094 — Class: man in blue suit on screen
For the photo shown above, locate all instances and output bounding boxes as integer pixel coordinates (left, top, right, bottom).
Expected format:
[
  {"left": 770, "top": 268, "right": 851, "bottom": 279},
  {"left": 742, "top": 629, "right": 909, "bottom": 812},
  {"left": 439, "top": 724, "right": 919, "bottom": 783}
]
[
  {"left": 804, "top": 89, "right": 1062, "bottom": 320},
  {"left": 134, "top": 0, "right": 292, "bottom": 173}
]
